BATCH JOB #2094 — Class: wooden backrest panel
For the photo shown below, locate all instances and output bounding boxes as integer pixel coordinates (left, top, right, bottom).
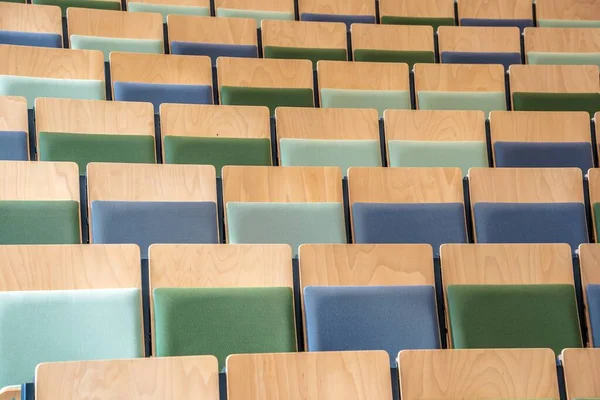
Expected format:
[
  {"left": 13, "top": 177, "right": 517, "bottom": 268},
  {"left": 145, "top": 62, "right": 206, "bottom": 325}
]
[
  {"left": 167, "top": 15, "right": 257, "bottom": 46},
  {"left": 0, "top": 2, "right": 62, "bottom": 35},
  {"left": 0, "top": 96, "right": 28, "bottom": 133},
  {"left": 509, "top": 65, "right": 600, "bottom": 93},
  {"left": 67, "top": 8, "right": 163, "bottom": 40},
  {"left": 415, "top": 63, "right": 506, "bottom": 92},
  {"left": 490, "top": 111, "right": 591, "bottom": 143},
  {"left": 351, "top": 24, "right": 434, "bottom": 52},
  {"left": 35, "top": 356, "right": 219, "bottom": 400},
  {"left": 525, "top": 27, "right": 600, "bottom": 54},
  {"left": 384, "top": 110, "right": 486, "bottom": 141},
  {"left": 458, "top": 0, "right": 533, "bottom": 19},
  {"left": 317, "top": 60, "right": 409, "bottom": 91},
  {"left": 0, "top": 161, "right": 79, "bottom": 201},
  {"left": 215, "top": 0, "right": 294, "bottom": 13},
  {"left": 378, "top": 0, "right": 454, "bottom": 18},
  {"left": 299, "top": 0, "right": 375, "bottom": 16},
  {"left": 438, "top": 26, "right": 521, "bottom": 53},
  {"left": 562, "top": 348, "right": 600, "bottom": 400},
  {"left": 217, "top": 57, "right": 313, "bottom": 89},
  {"left": 399, "top": 348, "right": 560, "bottom": 400},
  {"left": 261, "top": 20, "right": 347, "bottom": 50},
  {"left": 536, "top": 0, "right": 600, "bottom": 22},
  {"left": 227, "top": 351, "right": 393, "bottom": 400}
]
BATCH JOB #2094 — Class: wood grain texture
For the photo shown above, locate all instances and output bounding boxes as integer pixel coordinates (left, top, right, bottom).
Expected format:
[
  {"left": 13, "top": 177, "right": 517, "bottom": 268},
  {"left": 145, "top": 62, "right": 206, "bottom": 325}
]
[
  {"left": 351, "top": 24, "right": 434, "bottom": 52},
  {"left": 167, "top": 15, "right": 257, "bottom": 46},
  {"left": 536, "top": 0, "right": 600, "bottom": 22},
  {"left": 36, "top": 356, "right": 218, "bottom": 400},
  {"left": 378, "top": 0, "right": 454, "bottom": 19},
  {"left": 215, "top": 0, "right": 294, "bottom": 12},
  {"left": 509, "top": 64, "right": 600, "bottom": 93},
  {"left": 0, "top": 386, "right": 19, "bottom": 400},
  {"left": 562, "top": 348, "right": 600, "bottom": 399},
  {"left": 299, "top": 0, "right": 375, "bottom": 16},
  {"left": 217, "top": 57, "right": 314, "bottom": 89},
  {"left": 317, "top": 60, "right": 409, "bottom": 91},
  {"left": 384, "top": 110, "right": 486, "bottom": 141},
  {"left": 399, "top": 349, "right": 560, "bottom": 400},
  {"left": 128, "top": 0, "right": 208, "bottom": 7},
  {"left": 222, "top": 166, "right": 343, "bottom": 203},
  {"left": 0, "top": 96, "right": 28, "bottom": 133},
  {"left": 525, "top": 27, "right": 600, "bottom": 56},
  {"left": 458, "top": 0, "right": 533, "bottom": 19},
  {"left": 0, "top": 2, "right": 62, "bottom": 35},
  {"left": 0, "top": 161, "right": 79, "bottom": 201},
  {"left": 227, "top": 351, "right": 393, "bottom": 400},
  {"left": 438, "top": 26, "right": 521, "bottom": 53},
  {"left": 414, "top": 63, "right": 506, "bottom": 93},
  {"left": 0, "top": 244, "right": 141, "bottom": 291},
  {"left": 0, "top": 44, "right": 104, "bottom": 80},
  {"left": 577, "top": 244, "right": 600, "bottom": 345},
  {"left": 67, "top": 8, "right": 163, "bottom": 40},
  {"left": 261, "top": 20, "right": 347, "bottom": 50},
  {"left": 586, "top": 169, "right": 600, "bottom": 241}
]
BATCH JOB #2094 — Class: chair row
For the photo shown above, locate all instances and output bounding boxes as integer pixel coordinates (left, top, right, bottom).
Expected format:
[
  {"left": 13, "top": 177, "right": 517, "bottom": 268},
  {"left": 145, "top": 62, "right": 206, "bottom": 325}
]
[{"left": 1, "top": 242, "right": 600, "bottom": 390}]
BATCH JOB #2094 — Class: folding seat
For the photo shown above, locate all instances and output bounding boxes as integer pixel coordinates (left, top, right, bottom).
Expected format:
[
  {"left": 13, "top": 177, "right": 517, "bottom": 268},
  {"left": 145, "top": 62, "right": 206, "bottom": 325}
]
[
  {"left": 509, "top": 65, "right": 600, "bottom": 116},
  {"left": 261, "top": 20, "right": 347, "bottom": 68},
  {"left": 214, "top": 0, "right": 295, "bottom": 27},
  {"left": 150, "top": 244, "right": 296, "bottom": 368},
  {"left": 300, "top": 244, "right": 440, "bottom": 366},
  {"left": 469, "top": 168, "right": 588, "bottom": 250},
  {"left": 579, "top": 245, "right": 600, "bottom": 347},
  {"left": 348, "top": 167, "right": 468, "bottom": 256},
  {"left": 0, "top": 45, "right": 105, "bottom": 109},
  {"left": 562, "top": 348, "right": 600, "bottom": 400},
  {"left": 35, "top": 98, "right": 156, "bottom": 176},
  {"left": 414, "top": 63, "right": 506, "bottom": 117},
  {"left": 161, "top": 104, "right": 271, "bottom": 175},
  {"left": 67, "top": 8, "right": 164, "bottom": 62},
  {"left": 110, "top": 52, "right": 213, "bottom": 114},
  {"left": 399, "top": 348, "right": 560, "bottom": 400},
  {"left": 378, "top": 0, "right": 455, "bottom": 30},
  {"left": 126, "top": 0, "right": 209, "bottom": 22},
  {"left": 87, "top": 163, "right": 218, "bottom": 261},
  {"left": 217, "top": 57, "right": 314, "bottom": 116},
  {"left": 0, "top": 96, "right": 28, "bottom": 160},
  {"left": 351, "top": 24, "right": 435, "bottom": 67},
  {"left": 276, "top": 107, "right": 381, "bottom": 175},
  {"left": 0, "top": 161, "right": 80, "bottom": 244},
  {"left": 0, "top": 3, "right": 62, "bottom": 48},
  {"left": 438, "top": 26, "right": 521, "bottom": 70},
  {"left": 586, "top": 170, "right": 600, "bottom": 242},
  {"left": 317, "top": 61, "right": 410, "bottom": 117},
  {"left": 385, "top": 110, "right": 488, "bottom": 176},
  {"left": 32, "top": 0, "right": 120, "bottom": 16},
  {"left": 490, "top": 111, "right": 593, "bottom": 171},
  {"left": 227, "top": 351, "right": 393, "bottom": 400},
  {"left": 524, "top": 27, "right": 600, "bottom": 66},
  {"left": 457, "top": 0, "right": 533, "bottom": 30},
  {"left": 168, "top": 15, "right": 258, "bottom": 65},
  {"left": 298, "top": 0, "right": 376, "bottom": 28},
  {"left": 536, "top": 0, "right": 600, "bottom": 27},
  {"left": 35, "top": 356, "right": 219, "bottom": 399},
  {"left": 0, "top": 244, "right": 144, "bottom": 388},
  {"left": 223, "top": 166, "right": 347, "bottom": 257},
  {"left": 441, "top": 243, "right": 583, "bottom": 353}
]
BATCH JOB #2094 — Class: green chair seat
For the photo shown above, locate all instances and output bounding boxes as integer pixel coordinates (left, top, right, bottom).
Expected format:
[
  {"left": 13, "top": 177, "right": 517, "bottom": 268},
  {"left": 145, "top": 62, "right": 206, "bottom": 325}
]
[
  {"left": 220, "top": 86, "right": 314, "bottom": 116},
  {"left": 418, "top": 91, "right": 507, "bottom": 117},
  {"left": 215, "top": 8, "right": 294, "bottom": 27},
  {"left": 353, "top": 49, "right": 435, "bottom": 68},
  {"left": 153, "top": 287, "right": 296, "bottom": 369},
  {"left": 320, "top": 88, "right": 411, "bottom": 117},
  {"left": 527, "top": 52, "right": 600, "bottom": 67},
  {"left": 380, "top": 16, "right": 455, "bottom": 31},
  {"left": 592, "top": 203, "right": 600, "bottom": 240},
  {"left": 512, "top": 92, "right": 600, "bottom": 117},
  {"left": 32, "top": 0, "right": 120, "bottom": 16},
  {"left": 537, "top": 19, "right": 600, "bottom": 28},
  {"left": 447, "top": 284, "right": 583, "bottom": 354},
  {"left": 70, "top": 35, "right": 164, "bottom": 62},
  {"left": 263, "top": 46, "right": 347, "bottom": 68},
  {"left": 127, "top": 3, "right": 210, "bottom": 23}
]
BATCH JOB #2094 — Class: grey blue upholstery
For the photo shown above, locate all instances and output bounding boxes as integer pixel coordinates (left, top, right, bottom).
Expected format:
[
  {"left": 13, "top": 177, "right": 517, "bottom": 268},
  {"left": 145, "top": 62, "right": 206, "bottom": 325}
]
[
  {"left": 460, "top": 18, "right": 534, "bottom": 31},
  {"left": 441, "top": 51, "right": 521, "bottom": 70},
  {"left": 0, "top": 131, "right": 28, "bottom": 160},
  {"left": 170, "top": 42, "right": 258, "bottom": 66},
  {"left": 494, "top": 142, "right": 594, "bottom": 171},
  {"left": 113, "top": 82, "right": 213, "bottom": 113},
  {"left": 0, "top": 30, "right": 62, "bottom": 48},
  {"left": 587, "top": 284, "right": 600, "bottom": 347}
]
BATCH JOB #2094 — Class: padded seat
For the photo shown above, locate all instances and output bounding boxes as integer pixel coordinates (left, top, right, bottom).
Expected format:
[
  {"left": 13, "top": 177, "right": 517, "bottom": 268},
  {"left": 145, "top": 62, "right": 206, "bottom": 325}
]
[
  {"left": 378, "top": 0, "right": 455, "bottom": 30},
  {"left": 495, "top": 142, "right": 593, "bottom": 171},
  {"left": 214, "top": 0, "right": 295, "bottom": 27}
]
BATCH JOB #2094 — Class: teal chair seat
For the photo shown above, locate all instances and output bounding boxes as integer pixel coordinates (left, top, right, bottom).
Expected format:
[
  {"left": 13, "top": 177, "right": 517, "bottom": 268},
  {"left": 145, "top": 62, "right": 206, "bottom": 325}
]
[
  {"left": 127, "top": 3, "right": 209, "bottom": 22},
  {"left": 320, "top": 88, "right": 411, "bottom": 117},
  {"left": 70, "top": 35, "right": 164, "bottom": 62},
  {"left": 215, "top": 8, "right": 294, "bottom": 27},
  {"left": 418, "top": 91, "right": 507, "bottom": 117},
  {"left": 527, "top": 52, "right": 600, "bottom": 67}
]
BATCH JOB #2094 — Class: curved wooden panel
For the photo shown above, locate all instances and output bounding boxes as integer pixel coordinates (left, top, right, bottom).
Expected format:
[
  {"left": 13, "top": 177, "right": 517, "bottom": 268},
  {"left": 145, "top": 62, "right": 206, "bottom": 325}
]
[
  {"left": 414, "top": 63, "right": 506, "bottom": 92},
  {"left": 379, "top": 0, "right": 454, "bottom": 19},
  {"left": 0, "top": 386, "right": 20, "bottom": 400},
  {"left": 0, "top": 161, "right": 79, "bottom": 201},
  {"left": 0, "top": 96, "right": 28, "bottom": 133},
  {"left": 67, "top": 8, "right": 163, "bottom": 40},
  {"left": 562, "top": 348, "right": 600, "bottom": 400},
  {"left": 0, "top": 2, "right": 62, "bottom": 35},
  {"left": 458, "top": 0, "right": 532, "bottom": 19},
  {"left": 351, "top": 24, "right": 434, "bottom": 52},
  {"left": 317, "top": 60, "right": 409, "bottom": 91},
  {"left": 217, "top": 57, "right": 313, "bottom": 89},
  {"left": 299, "top": 0, "right": 375, "bottom": 16},
  {"left": 525, "top": 27, "right": 600, "bottom": 55},
  {"left": 215, "top": 0, "right": 294, "bottom": 13},
  {"left": 438, "top": 26, "right": 521, "bottom": 53},
  {"left": 384, "top": 110, "right": 486, "bottom": 142},
  {"left": 167, "top": 15, "right": 257, "bottom": 45},
  {"left": 509, "top": 64, "right": 600, "bottom": 93},
  {"left": 536, "top": 0, "right": 600, "bottom": 23},
  {"left": 261, "top": 20, "right": 347, "bottom": 50}
]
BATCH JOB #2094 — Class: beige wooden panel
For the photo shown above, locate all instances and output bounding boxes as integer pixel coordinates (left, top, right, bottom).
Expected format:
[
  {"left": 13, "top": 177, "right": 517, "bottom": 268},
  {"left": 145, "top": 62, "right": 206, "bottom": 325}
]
[
  {"left": 261, "top": 20, "right": 347, "bottom": 50},
  {"left": 0, "top": 2, "right": 62, "bottom": 35},
  {"left": 0, "top": 386, "right": 19, "bottom": 400},
  {"left": 222, "top": 166, "right": 343, "bottom": 203},
  {"left": 577, "top": 244, "right": 600, "bottom": 345},
  {"left": 587, "top": 169, "right": 600, "bottom": 241},
  {"left": 438, "top": 26, "right": 521, "bottom": 53},
  {"left": 525, "top": 27, "right": 600, "bottom": 56},
  {"left": 348, "top": 167, "right": 464, "bottom": 204},
  {"left": 0, "top": 96, "right": 28, "bottom": 133},
  {"left": 167, "top": 15, "right": 257, "bottom": 46},
  {"left": 36, "top": 356, "right": 218, "bottom": 400},
  {"left": 299, "top": 0, "right": 375, "bottom": 16},
  {"left": 67, "top": 8, "right": 163, "bottom": 40},
  {"left": 0, "top": 44, "right": 104, "bottom": 80},
  {"left": 351, "top": 24, "right": 434, "bottom": 52},
  {"left": 536, "top": 0, "right": 600, "bottom": 23},
  {"left": 384, "top": 110, "right": 486, "bottom": 142},
  {"left": 35, "top": 98, "right": 154, "bottom": 136},
  {"left": 414, "top": 63, "right": 506, "bottom": 93},
  {"left": 0, "top": 161, "right": 79, "bottom": 201},
  {"left": 458, "top": 0, "right": 532, "bottom": 19},
  {"left": 215, "top": 0, "right": 294, "bottom": 13},
  {"left": 562, "top": 348, "right": 600, "bottom": 400},
  {"left": 129, "top": 0, "right": 208, "bottom": 7},
  {"left": 399, "top": 349, "right": 560, "bottom": 400},
  {"left": 0, "top": 244, "right": 141, "bottom": 291},
  {"left": 227, "top": 351, "right": 393, "bottom": 400},
  {"left": 379, "top": 0, "right": 454, "bottom": 19},
  {"left": 217, "top": 57, "right": 313, "bottom": 89},
  {"left": 317, "top": 60, "right": 409, "bottom": 91},
  {"left": 509, "top": 65, "right": 600, "bottom": 93},
  {"left": 469, "top": 167, "right": 584, "bottom": 203}
]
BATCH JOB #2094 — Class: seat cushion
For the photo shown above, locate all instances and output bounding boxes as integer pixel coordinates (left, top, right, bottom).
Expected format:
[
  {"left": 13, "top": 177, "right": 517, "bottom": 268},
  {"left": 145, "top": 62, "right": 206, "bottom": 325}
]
[
  {"left": 418, "top": 91, "right": 507, "bottom": 117},
  {"left": 473, "top": 202, "right": 588, "bottom": 252},
  {"left": 301, "top": 13, "right": 375, "bottom": 29},
  {"left": 226, "top": 202, "right": 346, "bottom": 257},
  {"left": 586, "top": 284, "right": 600, "bottom": 347},
  {"left": 459, "top": 18, "right": 534, "bottom": 31},
  {"left": 320, "top": 88, "right": 411, "bottom": 117},
  {"left": 263, "top": 46, "right": 347, "bottom": 68},
  {"left": 113, "top": 82, "right": 213, "bottom": 113},
  {"left": 32, "top": 0, "right": 120, "bottom": 16},
  {"left": 527, "top": 52, "right": 600, "bottom": 67},
  {"left": 126, "top": 2, "right": 209, "bottom": 22},
  {"left": 0, "top": 200, "right": 80, "bottom": 244},
  {"left": 512, "top": 92, "right": 600, "bottom": 117},
  {"left": 353, "top": 49, "right": 435, "bottom": 68},
  {"left": 170, "top": 42, "right": 258, "bottom": 66},
  {"left": 70, "top": 35, "right": 164, "bottom": 62},
  {"left": 494, "top": 141, "right": 594, "bottom": 171},
  {"left": 220, "top": 86, "right": 314, "bottom": 116},
  {"left": 352, "top": 202, "right": 467, "bottom": 256},
  {"left": 0, "top": 131, "right": 28, "bottom": 160},
  {"left": 91, "top": 201, "right": 218, "bottom": 259},
  {"left": 153, "top": 287, "right": 296, "bottom": 369},
  {"left": 537, "top": 19, "right": 600, "bottom": 28},
  {"left": 380, "top": 16, "right": 455, "bottom": 31},
  {"left": 0, "top": 30, "right": 62, "bottom": 48},
  {"left": 447, "top": 284, "right": 582, "bottom": 354},
  {"left": 0, "top": 288, "right": 142, "bottom": 388},
  {"left": 215, "top": 8, "right": 295, "bottom": 27},
  {"left": 304, "top": 285, "right": 440, "bottom": 365},
  {"left": 441, "top": 51, "right": 521, "bottom": 70}
]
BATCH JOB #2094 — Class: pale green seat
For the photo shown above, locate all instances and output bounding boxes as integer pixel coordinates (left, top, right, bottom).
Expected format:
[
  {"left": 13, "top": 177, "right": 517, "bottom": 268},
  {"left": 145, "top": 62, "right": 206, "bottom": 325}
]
[
  {"left": 320, "top": 89, "right": 411, "bottom": 117},
  {"left": 279, "top": 139, "right": 381, "bottom": 176},
  {"left": 0, "top": 288, "right": 143, "bottom": 388},
  {"left": 226, "top": 202, "right": 346, "bottom": 257},
  {"left": 0, "top": 76, "right": 105, "bottom": 108},
  {"left": 388, "top": 140, "right": 489, "bottom": 176},
  {"left": 128, "top": 3, "right": 210, "bottom": 22},
  {"left": 215, "top": 8, "right": 294, "bottom": 28},
  {"left": 70, "top": 36, "right": 164, "bottom": 62},
  {"left": 537, "top": 20, "right": 600, "bottom": 27},
  {"left": 527, "top": 52, "right": 600, "bottom": 67},
  {"left": 417, "top": 91, "right": 506, "bottom": 117}
]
